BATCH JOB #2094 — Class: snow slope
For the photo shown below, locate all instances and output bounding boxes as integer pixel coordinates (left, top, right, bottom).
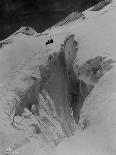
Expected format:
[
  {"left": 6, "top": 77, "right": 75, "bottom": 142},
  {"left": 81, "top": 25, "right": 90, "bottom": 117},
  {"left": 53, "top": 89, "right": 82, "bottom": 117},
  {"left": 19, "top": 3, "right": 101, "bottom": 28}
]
[{"left": 1, "top": 0, "right": 116, "bottom": 155}]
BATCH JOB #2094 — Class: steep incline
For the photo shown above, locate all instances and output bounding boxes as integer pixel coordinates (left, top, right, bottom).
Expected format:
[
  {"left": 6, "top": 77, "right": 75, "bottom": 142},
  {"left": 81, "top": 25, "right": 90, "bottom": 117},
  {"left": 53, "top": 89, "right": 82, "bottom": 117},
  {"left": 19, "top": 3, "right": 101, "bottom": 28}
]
[
  {"left": 1, "top": 0, "right": 116, "bottom": 155},
  {"left": 0, "top": 27, "right": 78, "bottom": 154}
]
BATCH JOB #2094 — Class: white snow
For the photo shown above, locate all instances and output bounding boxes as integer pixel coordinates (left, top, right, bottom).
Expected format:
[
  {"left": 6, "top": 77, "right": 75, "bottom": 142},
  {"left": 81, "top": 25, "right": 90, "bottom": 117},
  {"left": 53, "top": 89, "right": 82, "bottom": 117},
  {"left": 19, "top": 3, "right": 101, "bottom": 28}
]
[{"left": 1, "top": 0, "right": 116, "bottom": 155}]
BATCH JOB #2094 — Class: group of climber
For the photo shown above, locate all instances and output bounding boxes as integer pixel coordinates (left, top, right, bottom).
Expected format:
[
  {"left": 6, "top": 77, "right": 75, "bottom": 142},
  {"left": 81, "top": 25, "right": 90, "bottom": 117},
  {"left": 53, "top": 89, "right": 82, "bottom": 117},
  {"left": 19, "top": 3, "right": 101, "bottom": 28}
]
[{"left": 46, "top": 36, "right": 54, "bottom": 45}]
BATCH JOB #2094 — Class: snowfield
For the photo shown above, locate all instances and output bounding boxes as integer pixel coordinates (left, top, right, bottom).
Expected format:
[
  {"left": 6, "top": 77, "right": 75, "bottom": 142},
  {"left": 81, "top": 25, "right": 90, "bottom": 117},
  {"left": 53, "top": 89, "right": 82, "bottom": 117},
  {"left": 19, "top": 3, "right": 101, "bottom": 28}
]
[{"left": 1, "top": 0, "right": 116, "bottom": 155}]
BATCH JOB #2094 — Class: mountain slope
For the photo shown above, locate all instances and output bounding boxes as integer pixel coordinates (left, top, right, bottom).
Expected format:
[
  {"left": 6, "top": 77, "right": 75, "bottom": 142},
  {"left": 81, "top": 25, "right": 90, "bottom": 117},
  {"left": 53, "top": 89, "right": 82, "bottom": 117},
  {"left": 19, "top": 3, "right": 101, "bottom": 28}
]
[{"left": 1, "top": 0, "right": 116, "bottom": 155}]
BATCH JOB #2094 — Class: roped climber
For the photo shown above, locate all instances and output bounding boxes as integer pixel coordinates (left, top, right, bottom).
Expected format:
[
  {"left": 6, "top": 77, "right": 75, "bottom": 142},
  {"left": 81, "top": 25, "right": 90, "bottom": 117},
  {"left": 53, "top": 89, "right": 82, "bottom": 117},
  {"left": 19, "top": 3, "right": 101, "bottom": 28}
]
[{"left": 46, "top": 35, "right": 54, "bottom": 45}]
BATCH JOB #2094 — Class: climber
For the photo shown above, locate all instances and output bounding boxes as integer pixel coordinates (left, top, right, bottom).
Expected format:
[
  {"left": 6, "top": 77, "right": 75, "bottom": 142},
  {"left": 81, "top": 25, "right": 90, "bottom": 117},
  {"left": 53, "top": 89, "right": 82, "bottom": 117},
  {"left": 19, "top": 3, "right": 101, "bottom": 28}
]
[
  {"left": 46, "top": 40, "right": 50, "bottom": 45},
  {"left": 49, "top": 35, "right": 53, "bottom": 43},
  {"left": 45, "top": 35, "right": 54, "bottom": 45},
  {"left": 50, "top": 38, "right": 53, "bottom": 43}
]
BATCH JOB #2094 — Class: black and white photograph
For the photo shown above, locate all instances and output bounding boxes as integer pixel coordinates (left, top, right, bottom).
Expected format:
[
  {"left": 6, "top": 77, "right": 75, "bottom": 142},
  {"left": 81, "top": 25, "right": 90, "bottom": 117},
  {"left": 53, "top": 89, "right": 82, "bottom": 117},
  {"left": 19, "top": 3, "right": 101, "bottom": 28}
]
[{"left": 0, "top": 0, "right": 116, "bottom": 155}]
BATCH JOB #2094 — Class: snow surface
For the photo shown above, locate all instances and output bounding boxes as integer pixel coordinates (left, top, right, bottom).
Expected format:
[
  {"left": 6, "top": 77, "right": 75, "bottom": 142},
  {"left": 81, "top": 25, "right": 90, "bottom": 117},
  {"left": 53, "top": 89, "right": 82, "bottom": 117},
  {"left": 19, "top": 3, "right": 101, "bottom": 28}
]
[{"left": 1, "top": 0, "right": 116, "bottom": 155}]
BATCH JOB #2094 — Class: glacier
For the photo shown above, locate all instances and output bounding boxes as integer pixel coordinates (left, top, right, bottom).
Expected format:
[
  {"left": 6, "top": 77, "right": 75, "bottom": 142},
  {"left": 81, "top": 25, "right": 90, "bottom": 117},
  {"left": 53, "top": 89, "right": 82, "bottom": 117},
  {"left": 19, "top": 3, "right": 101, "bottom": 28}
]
[{"left": 0, "top": 0, "right": 116, "bottom": 155}]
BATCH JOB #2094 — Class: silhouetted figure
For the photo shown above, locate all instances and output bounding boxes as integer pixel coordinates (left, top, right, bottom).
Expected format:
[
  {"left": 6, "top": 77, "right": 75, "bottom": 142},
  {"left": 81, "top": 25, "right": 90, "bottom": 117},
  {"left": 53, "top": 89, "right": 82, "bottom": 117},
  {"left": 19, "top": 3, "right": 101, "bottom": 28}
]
[
  {"left": 46, "top": 40, "right": 50, "bottom": 45},
  {"left": 45, "top": 36, "right": 54, "bottom": 45},
  {"left": 50, "top": 38, "right": 53, "bottom": 43}
]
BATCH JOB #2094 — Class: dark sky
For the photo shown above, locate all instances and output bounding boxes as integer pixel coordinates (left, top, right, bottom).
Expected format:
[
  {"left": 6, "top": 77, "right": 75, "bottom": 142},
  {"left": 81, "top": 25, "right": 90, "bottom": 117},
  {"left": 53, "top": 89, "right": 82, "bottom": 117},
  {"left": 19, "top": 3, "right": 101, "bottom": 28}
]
[{"left": 0, "top": 0, "right": 101, "bottom": 40}]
